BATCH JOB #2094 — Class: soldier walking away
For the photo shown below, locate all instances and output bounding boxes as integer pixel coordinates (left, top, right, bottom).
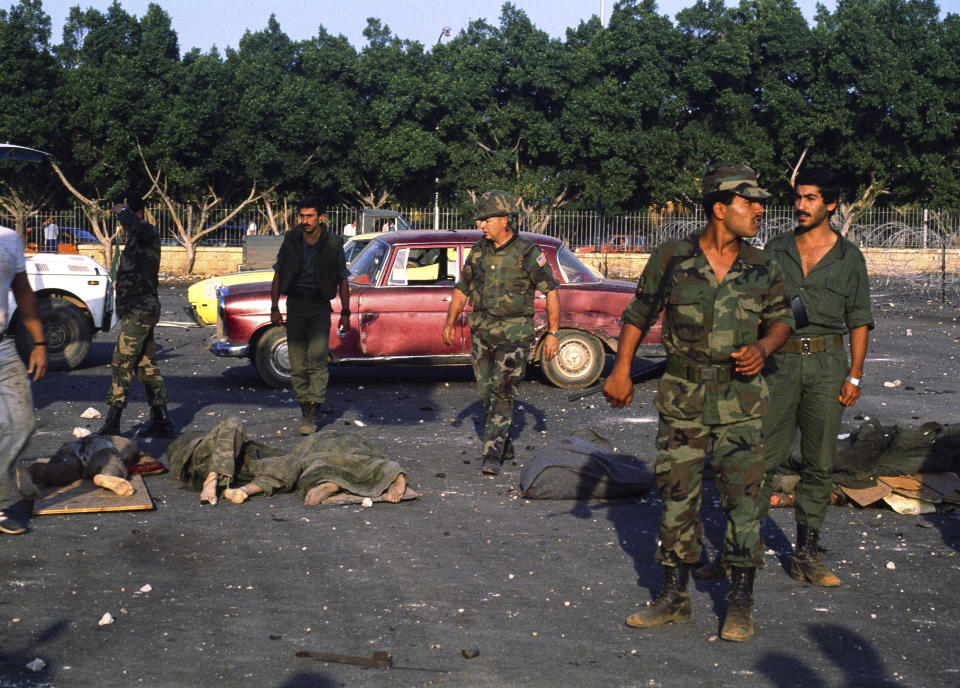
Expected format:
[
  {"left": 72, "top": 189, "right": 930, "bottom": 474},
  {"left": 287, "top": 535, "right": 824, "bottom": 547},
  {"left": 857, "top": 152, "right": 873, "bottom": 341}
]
[
  {"left": 97, "top": 191, "right": 174, "bottom": 438},
  {"left": 441, "top": 189, "right": 560, "bottom": 476},
  {"left": 0, "top": 225, "right": 47, "bottom": 534},
  {"left": 271, "top": 195, "right": 350, "bottom": 435},
  {"left": 757, "top": 167, "right": 873, "bottom": 586},
  {"left": 604, "top": 164, "right": 794, "bottom": 641}
]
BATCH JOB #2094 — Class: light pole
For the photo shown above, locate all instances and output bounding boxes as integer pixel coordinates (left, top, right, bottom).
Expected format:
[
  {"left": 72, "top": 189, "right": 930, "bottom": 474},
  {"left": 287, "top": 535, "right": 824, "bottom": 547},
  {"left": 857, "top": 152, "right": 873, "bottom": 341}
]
[{"left": 436, "top": 26, "right": 451, "bottom": 46}]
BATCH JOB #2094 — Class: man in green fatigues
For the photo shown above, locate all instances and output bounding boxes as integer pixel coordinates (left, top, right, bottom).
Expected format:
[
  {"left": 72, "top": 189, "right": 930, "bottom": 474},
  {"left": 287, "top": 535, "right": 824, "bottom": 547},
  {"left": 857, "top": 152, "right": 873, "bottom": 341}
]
[
  {"left": 758, "top": 167, "right": 873, "bottom": 585},
  {"left": 604, "top": 164, "right": 793, "bottom": 641},
  {"left": 97, "top": 190, "right": 174, "bottom": 438},
  {"left": 271, "top": 195, "right": 350, "bottom": 435},
  {"left": 441, "top": 190, "right": 560, "bottom": 476}
]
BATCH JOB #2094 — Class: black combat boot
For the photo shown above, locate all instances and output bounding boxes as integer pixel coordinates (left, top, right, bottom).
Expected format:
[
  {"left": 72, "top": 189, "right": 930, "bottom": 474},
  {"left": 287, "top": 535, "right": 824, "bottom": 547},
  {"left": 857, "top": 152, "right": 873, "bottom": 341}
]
[
  {"left": 143, "top": 405, "right": 176, "bottom": 438},
  {"left": 298, "top": 402, "right": 317, "bottom": 435},
  {"left": 625, "top": 562, "right": 692, "bottom": 628},
  {"left": 720, "top": 567, "right": 756, "bottom": 641},
  {"left": 791, "top": 525, "right": 841, "bottom": 586},
  {"left": 96, "top": 405, "right": 123, "bottom": 436}
]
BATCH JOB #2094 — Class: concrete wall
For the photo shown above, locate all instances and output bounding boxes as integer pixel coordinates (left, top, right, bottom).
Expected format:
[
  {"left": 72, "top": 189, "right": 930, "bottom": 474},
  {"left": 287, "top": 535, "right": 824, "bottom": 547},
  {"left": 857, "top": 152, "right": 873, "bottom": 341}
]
[{"left": 77, "top": 245, "right": 244, "bottom": 276}]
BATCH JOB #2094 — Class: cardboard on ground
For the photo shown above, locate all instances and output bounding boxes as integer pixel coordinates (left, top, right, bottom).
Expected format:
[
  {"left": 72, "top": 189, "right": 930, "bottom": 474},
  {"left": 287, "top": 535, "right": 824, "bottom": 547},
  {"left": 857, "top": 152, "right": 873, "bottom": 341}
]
[
  {"left": 33, "top": 474, "right": 153, "bottom": 515},
  {"left": 838, "top": 472, "right": 960, "bottom": 513}
]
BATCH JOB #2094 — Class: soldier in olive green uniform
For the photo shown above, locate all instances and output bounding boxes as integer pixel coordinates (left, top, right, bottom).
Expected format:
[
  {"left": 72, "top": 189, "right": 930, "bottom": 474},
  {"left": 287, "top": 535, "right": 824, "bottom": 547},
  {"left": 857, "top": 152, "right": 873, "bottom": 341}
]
[
  {"left": 97, "top": 190, "right": 174, "bottom": 438},
  {"left": 604, "top": 164, "right": 793, "bottom": 641},
  {"left": 759, "top": 167, "right": 873, "bottom": 585},
  {"left": 441, "top": 190, "right": 560, "bottom": 475},
  {"left": 271, "top": 195, "right": 350, "bottom": 435}
]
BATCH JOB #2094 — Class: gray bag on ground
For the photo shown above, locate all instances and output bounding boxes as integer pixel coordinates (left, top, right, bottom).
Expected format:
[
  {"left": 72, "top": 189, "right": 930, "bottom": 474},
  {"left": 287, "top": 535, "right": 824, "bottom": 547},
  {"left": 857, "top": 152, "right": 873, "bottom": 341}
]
[{"left": 520, "top": 428, "right": 654, "bottom": 500}]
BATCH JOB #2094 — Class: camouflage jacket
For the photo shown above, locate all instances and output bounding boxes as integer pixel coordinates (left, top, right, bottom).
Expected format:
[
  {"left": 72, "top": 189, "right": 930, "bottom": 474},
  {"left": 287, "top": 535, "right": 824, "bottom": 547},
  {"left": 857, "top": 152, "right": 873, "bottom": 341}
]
[
  {"left": 764, "top": 229, "right": 874, "bottom": 336},
  {"left": 623, "top": 233, "right": 793, "bottom": 424},
  {"left": 114, "top": 208, "right": 161, "bottom": 317},
  {"left": 456, "top": 233, "right": 558, "bottom": 343}
]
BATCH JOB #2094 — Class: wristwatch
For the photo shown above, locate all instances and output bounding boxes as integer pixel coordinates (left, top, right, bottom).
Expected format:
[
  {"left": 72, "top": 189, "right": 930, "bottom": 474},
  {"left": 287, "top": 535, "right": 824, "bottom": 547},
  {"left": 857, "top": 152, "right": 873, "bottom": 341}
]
[
  {"left": 547, "top": 331, "right": 560, "bottom": 338},
  {"left": 846, "top": 376, "right": 861, "bottom": 388}
]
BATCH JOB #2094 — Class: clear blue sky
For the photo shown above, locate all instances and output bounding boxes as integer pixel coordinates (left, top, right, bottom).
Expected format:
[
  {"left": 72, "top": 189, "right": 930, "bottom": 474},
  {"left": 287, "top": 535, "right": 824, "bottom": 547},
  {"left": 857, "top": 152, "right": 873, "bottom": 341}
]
[{"left": 33, "top": 0, "right": 886, "bottom": 53}]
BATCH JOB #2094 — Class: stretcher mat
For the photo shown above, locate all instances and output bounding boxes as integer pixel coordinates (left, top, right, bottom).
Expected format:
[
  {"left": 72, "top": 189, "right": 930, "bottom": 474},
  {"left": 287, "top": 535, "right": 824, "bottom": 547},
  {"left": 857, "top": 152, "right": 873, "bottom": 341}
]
[{"left": 33, "top": 474, "right": 153, "bottom": 514}]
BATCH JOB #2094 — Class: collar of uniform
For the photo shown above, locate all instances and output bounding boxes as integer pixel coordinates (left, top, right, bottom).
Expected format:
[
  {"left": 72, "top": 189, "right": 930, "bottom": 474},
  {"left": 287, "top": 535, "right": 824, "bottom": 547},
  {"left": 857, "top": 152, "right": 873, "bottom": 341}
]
[
  {"left": 789, "top": 226, "right": 847, "bottom": 264},
  {"left": 487, "top": 232, "right": 519, "bottom": 252}
]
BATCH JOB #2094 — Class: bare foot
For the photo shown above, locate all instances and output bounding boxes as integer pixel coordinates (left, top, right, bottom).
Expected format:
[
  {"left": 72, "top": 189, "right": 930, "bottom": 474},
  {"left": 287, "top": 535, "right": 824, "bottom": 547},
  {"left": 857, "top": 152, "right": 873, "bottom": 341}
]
[
  {"left": 224, "top": 484, "right": 263, "bottom": 504},
  {"left": 201, "top": 472, "right": 219, "bottom": 505},
  {"left": 93, "top": 474, "right": 134, "bottom": 497},
  {"left": 384, "top": 473, "right": 406, "bottom": 503},
  {"left": 304, "top": 482, "right": 340, "bottom": 506}
]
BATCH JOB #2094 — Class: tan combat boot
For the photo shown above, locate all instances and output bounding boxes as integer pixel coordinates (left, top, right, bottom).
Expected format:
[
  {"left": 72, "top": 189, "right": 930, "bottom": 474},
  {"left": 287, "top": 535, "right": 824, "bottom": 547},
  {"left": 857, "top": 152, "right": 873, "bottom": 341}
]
[
  {"left": 625, "top": 563, "right": 692, "bottom": 628},
  {"left": 298, "top": 402, "right": 317, "bottom": 435},
  {"left": 790, "top": 526, "right": 841, "bottom": 587},
  {"left": 720, "top": 566, "right": 756, "bottom": 642}
]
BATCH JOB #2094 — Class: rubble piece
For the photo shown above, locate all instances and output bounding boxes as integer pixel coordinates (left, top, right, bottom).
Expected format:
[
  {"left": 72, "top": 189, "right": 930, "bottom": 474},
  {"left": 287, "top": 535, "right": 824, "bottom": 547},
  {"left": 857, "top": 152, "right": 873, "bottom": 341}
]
[
  {"left": 839, "top": 472, "right": 960, "bottom": 509},
  {"left": 73, "top": 427, "right": 91, "bottom": 438},
  {"left": 98, "top": 612, "right": 114, "bottom": 626},
  {"left": 882, "top": 493, "right": 936, "bottom": 515},
  {"left": 26, "top": 658, "right": 45, "bottom": 672},
  {"left": 883, "top": 379, "right": 902, "bottom": 388},
  {"left": 461, "top": 648, "right": 480, "bottom": 659},
  {"left": 80, "top": 407, "right": 102, "bottom": 419},
  {"left": 295, "top": 650, "right": 392, "bottom": 669}
]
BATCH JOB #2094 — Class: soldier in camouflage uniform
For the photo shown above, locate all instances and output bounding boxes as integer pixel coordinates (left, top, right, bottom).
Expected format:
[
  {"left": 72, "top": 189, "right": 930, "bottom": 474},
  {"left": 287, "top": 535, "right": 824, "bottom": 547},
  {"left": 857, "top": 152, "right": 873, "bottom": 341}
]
[
  {"left": 97, "top": 191, "right": 174, "bottom": 438},
  {"left": 441, "top": 190, "right": 560, "bottom": 475},
  {"left": 604, "top": 164, "right": 794, "bottom": 641}
]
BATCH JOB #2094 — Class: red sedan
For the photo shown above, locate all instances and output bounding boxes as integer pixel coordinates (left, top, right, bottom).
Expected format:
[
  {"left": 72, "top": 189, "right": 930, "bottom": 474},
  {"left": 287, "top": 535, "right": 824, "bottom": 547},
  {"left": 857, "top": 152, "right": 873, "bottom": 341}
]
[{"left": 208, "top": 230, "right": 662, "bottom": 389}]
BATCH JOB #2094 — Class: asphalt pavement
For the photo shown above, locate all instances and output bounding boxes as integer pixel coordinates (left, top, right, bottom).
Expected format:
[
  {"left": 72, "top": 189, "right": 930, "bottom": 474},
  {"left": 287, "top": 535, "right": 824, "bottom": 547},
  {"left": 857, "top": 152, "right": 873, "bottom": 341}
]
[{"left": 2, "top": 281, "right": 959, "bottom": 688}]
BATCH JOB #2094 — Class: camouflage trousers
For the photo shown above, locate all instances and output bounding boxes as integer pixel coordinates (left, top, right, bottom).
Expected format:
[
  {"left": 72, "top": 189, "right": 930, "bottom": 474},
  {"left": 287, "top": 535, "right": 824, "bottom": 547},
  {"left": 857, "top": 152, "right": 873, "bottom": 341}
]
[
  {"left": 106, "top": 303, "right": 168, "bottom": 408},
  {"left": 471, "top": 335, "right": 530, "bottom": 463},
  {"left": 654, "top": 414, "right": 765, "bottom": 568}
]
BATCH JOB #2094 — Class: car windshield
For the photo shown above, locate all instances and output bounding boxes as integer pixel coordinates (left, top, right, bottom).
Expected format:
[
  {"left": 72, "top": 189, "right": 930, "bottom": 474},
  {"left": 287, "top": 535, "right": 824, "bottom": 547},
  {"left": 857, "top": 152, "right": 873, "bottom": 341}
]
[
  {"left": 348, "top": 239, "right": 390, "bottom": 285},
  {"left": 343, "top": 238, "right": 371, "bottom": 265},
  {"left": 556, "top": 245, "right": 601, "bottom": 283}
]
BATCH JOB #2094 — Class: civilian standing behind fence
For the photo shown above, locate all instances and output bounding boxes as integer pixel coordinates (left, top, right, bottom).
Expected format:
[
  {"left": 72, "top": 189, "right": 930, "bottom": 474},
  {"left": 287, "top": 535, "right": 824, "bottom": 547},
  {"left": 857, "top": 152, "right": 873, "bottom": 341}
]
[
  {"left": 97, "top": 191, "right": 175, "bottom": 438},
  {"left": 271, "top": 195, "right": 350, "bottom": 435}
]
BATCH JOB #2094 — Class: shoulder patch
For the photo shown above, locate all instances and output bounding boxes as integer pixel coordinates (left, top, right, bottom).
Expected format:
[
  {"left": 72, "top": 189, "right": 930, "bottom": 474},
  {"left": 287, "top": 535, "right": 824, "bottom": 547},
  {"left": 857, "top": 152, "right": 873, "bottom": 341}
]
[{"left": 535, "top": 251, "right": 547, "bottom": 267}]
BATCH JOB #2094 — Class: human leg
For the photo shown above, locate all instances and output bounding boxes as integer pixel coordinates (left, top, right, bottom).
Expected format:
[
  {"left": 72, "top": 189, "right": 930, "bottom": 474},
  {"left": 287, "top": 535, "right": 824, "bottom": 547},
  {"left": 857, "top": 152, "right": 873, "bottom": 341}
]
[
  {"left": 473, "top": 337, "right": 529, "bottom": 474},
  {"left": 0, "top": 343, "right": 34, "bottom": 534},
  {"left": 756, "top": 353, "right": 802, "bottom": 522}
]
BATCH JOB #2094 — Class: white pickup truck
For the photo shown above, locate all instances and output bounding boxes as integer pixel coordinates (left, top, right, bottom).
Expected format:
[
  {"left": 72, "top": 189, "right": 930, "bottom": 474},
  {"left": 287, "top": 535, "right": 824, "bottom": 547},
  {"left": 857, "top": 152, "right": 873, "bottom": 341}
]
[{"left": 6, "top": 252, "right": 114, "bottom": 370}]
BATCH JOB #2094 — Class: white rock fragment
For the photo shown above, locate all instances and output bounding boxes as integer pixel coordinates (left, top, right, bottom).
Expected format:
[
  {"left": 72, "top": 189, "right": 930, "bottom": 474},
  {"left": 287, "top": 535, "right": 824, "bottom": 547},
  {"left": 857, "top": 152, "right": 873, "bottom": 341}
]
[
  {"left": 883, "top": 379, "right": 902, "bottom": 388},
  {"left": 80, "top": 407, "right": 102, "bottom": 419},
  {"left": 354, "top": 420, "right": 366, "bottom": 427},
  {"left": 837, "top": 433, "right": 851, "bottom": 441},
  {"left": 886, "top": 561, "right": 896, "bottom": 570},
  {"left": 138, "top": 584, "right": 152, "bottom": 593},
  {"left": 98, "top": 612, "right": 115, "bottom": 626},
  {"left": 72, "top": 427, "right": 91, "bottom": 438},
  {"left": 361, "top": 497, "right": 373, "bottom": 507},
  {"left": 906, "top": 328, "right": 913, "bottom": 336},
  {"left": 26, "top": 658, "right": 46, "bottom": 672}
]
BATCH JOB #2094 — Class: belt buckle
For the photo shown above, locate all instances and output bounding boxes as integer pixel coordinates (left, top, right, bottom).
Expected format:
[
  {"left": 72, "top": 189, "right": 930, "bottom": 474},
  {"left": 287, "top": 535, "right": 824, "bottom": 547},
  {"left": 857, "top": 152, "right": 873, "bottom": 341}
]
[
  {"left": 700, "top": 367, "right": 717, "bottom": 381},
  {"left": 800, "top": 337, "right": 811, "bottom": 354}
]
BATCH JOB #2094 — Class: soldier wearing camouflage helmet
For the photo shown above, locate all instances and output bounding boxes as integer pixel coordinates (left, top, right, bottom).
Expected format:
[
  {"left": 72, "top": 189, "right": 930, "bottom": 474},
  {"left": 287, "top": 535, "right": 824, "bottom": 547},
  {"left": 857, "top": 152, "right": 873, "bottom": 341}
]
[
  {"left": 603, "top": 163, "right": 794, "bottom": 641},
  {"left": 97, "top": 190, "right": 174, "bottom": 438},
  {"left": 441, "top": 189, "right": 560, "bottom": 475}
]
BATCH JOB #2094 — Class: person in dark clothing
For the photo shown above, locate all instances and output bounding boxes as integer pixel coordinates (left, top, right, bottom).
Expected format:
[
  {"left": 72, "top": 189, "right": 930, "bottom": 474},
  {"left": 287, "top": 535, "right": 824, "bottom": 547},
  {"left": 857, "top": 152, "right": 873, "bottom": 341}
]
[
  {"left": 97, "top": 190, "right": 174, "bottom": 438},
  {"left": 271, "top": 195, "right": 350, "bottom": 434}
]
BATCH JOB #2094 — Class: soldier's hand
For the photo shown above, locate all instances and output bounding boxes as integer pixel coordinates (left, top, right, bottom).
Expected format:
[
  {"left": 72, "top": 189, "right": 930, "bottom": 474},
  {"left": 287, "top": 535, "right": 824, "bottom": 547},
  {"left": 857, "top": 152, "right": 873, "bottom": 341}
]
[
  {"left": 730, "top": 343, "right": 765, "bottom": 377},
  {"left": 603, "top": 372, "right": 634, "bottom": 408},
  {"left": 440, "top": 323, "right": 455, "bottom": 346},
  {"left": 839, "top": 379, "right": 861, "bottom": 407},
  {"left": 542, "top": 332, "right": 559, "bottom": 360},
  {"left": 270, "top": 308, "right": 283, "bottom": 325}
]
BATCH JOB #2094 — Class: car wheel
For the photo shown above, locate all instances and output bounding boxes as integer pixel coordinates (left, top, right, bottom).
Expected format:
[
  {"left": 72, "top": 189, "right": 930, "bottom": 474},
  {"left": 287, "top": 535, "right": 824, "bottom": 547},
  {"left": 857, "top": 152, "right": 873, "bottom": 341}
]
[
  {"left": 540, "top": 330, "right": 604, "bottom": 389},
  {"left": 254, "top": 326, "right": 292, "bottom": 389},
  {"left": 15, "top": 297, "right": 93, "bottom": 370}
]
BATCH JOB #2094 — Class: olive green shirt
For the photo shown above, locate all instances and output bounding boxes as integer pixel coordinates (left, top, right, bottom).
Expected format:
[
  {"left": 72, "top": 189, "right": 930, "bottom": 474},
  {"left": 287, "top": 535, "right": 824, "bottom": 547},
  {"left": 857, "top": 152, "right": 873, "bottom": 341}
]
[
  {"left": 622, "top": 234, "right": 793, "bottom": 424},
  {"left": 763, "top": 229, "right": 874, "bottom": 335}
]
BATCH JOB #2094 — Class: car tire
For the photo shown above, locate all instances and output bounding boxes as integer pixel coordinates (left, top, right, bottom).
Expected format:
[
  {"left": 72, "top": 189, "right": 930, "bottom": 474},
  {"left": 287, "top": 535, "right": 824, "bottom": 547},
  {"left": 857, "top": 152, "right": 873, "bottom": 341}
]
[
  {"left": 15, "top": 297, "right": 92, "bottom": 370},
  {"left": 540, "top": 330, "right": 605, "bottom": 389},
  {"left": 254, "top": 326, "right": 292, "bottom": 389}
]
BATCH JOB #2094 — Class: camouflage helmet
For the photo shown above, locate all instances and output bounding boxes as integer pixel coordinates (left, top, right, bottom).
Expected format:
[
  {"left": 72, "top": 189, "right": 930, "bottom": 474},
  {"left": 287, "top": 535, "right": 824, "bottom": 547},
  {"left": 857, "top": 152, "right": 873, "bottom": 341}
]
[
  {"left": 475, "top": 189, "right": 518, "bottom": 221},
  {"left": 702, "top": 163, "right": 772, "bottom": 200}
]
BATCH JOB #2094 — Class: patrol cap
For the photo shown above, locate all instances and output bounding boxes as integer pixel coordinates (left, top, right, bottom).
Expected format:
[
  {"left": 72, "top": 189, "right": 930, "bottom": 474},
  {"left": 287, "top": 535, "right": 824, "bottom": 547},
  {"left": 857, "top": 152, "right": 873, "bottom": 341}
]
[
  {"left": 702, "top": 163, "right": 771, "bottom": 200},
  {"left": 475, "top": 189, "right": 519, "bottom": 221}
]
